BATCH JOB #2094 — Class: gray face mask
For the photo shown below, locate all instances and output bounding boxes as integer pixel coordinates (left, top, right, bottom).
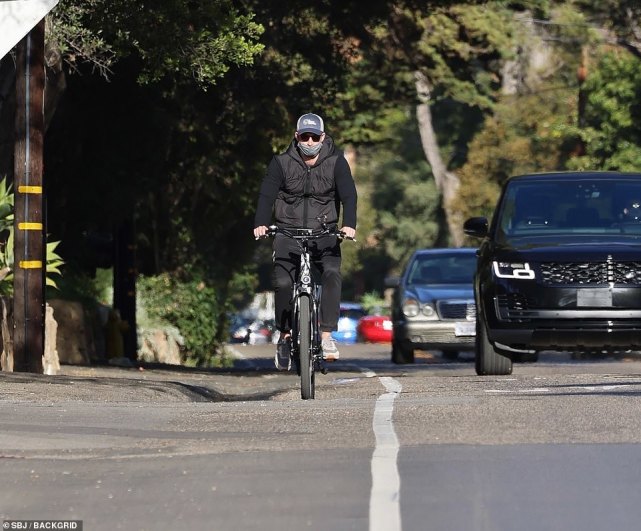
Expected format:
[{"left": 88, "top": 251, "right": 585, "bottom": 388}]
[{"left": 298, "top": 141, "right": 323, "bottom": 157}]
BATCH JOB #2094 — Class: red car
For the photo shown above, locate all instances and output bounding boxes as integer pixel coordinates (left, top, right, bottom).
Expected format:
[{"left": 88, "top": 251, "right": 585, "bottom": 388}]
[{"left": 357, "top": 314, "right": 393, "bottom": 343}]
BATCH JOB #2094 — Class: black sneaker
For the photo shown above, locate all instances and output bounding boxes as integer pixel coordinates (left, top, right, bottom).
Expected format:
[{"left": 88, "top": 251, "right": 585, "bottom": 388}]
[{"left": 275, "top": 336, "right": 292, "bottom": 371}]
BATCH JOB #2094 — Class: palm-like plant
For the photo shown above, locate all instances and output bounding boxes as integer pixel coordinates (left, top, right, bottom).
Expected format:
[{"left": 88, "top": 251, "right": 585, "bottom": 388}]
[{"left": 0, "top": 177, "right": 63, "bottom": 295}]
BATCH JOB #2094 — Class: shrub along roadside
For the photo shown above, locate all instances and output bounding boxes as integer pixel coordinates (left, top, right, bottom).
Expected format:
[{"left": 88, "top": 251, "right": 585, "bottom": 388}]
[
  {"left": 137, "top": 272, "right": 222, "bottom": 366},
  {"left": 0, "top": 177, "right": 64, "bottom": 295}
]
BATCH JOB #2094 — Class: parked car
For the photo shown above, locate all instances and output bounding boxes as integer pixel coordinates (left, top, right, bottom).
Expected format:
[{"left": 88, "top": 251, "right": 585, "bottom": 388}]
[
  {"left": 229, "top": 315, "right": 275, "bottom": 345},
  {"left": 387, "top": 248, "right": 477, "bottom": 363},
  {"left": 332, "top": 302, "right": 367, "bottom": 343},
  {"left": 464, "top": 171, "right": 641, "bottom": 376},
  {"left": 357, "top": 311, "right": 393, "bottom": 343}
]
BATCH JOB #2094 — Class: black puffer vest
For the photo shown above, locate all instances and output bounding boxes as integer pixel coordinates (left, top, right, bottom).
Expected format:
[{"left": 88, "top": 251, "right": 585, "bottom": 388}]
[{"left": 274, "top": 136, "right": 341, "bottom": 230}]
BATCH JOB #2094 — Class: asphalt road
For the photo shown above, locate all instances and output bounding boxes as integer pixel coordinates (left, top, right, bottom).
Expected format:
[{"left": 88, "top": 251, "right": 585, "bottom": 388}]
[{"left": 3, "top": 344, "right": 641, "bottom": 531}]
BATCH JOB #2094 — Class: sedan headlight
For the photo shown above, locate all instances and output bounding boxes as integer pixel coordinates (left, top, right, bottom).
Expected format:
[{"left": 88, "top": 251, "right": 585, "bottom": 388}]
[
  {"left": 402, "top": 299, "right": 438, "bottom": 319},
  {"left": 492, "top": 261, "right": 535, "bottom": 280},
  {"left": 402, "top": 298, "right": 420, "bottom": 317},
  {"left": 422, "top": 303, "right": 437, "bottom": 318}
]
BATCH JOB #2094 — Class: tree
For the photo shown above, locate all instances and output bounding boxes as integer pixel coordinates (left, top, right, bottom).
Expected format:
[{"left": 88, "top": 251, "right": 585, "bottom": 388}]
[
  {"left": 19, "top": 0, "right": 641, "bottom": 363},
  {"left": 48, "top": 1, "right": 264, "bottom": 85},
  {"left": 565, "top": 49, "right": 641, "bottom": 171},
  {"left": 453, "top": 89, "right": 571, "bottom": 236},
  {"left": 355, "top": 108, "right": 441, "bottom": 279},
  {"left": 342, "top": 2, "right": 526, "bottom": 245},
  {"left": 575, "top": 0, "right": 641, "bottom": 59}
]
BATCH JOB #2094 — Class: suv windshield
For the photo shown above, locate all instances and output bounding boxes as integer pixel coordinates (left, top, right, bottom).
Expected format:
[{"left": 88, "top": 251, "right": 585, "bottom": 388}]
[{"left": 496, "top": 178, "right": 641, "bottom": 244}]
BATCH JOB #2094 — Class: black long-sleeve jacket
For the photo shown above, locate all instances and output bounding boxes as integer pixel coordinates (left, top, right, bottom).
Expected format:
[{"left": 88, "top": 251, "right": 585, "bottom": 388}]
[{"left": 254, "top": 135, "right": 357, "bottom": 230}]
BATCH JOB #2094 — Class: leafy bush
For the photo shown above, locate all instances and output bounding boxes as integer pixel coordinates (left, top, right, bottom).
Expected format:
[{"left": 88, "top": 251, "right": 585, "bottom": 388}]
[
  {"left": 137, "top": 272, "right": 221, "bottom": 366},
  {"left": 0, "top": 177, "right": 64, "bottom": 296},
  {"left": 359, "top": 291, "right": 388, "bottom": 315}
]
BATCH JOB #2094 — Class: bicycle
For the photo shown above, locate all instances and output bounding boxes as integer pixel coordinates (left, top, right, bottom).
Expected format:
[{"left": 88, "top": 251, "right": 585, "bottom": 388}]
[{"left": 261, "top": 222, "right": 353, "bottom": 399}]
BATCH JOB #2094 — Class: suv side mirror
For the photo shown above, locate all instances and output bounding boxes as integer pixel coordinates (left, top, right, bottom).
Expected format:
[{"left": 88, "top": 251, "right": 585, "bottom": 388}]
[{"left": 463, "top": 217, "right": 489, "bottom": 238}]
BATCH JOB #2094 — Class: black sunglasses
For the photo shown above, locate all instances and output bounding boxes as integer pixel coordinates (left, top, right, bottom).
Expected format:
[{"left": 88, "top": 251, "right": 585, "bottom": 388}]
[{"left": 299, "top": 133, "right": 322, "bottom": 142}]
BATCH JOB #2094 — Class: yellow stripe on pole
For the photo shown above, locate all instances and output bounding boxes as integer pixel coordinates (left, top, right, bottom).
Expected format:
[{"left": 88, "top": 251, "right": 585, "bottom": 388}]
[
  {"left": 19, "top": 261, "right": 43, "bottom": 269},
  {"left": 18, "top": 222, "right": 43, "bottom": 230},
  {"left": 18, "top": 185, "right": 43, "bottom": 194}
]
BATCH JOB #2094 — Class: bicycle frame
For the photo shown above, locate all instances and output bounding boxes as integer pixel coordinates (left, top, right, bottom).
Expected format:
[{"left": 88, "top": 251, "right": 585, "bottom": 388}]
[
  {"left": 290, "top": 235, "right": 324, "bottom": 399},
  {"left": 265, "top": 225, "right": 337, "bottom": 399},
  {"left": 260, "top": 222, "right": 353, "bottom": 400}
]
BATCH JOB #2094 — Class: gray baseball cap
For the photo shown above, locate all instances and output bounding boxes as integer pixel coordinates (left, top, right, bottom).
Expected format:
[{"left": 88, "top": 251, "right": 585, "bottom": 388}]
[{"left": 296, "top": 113, "right": 324, "bottom": 135}]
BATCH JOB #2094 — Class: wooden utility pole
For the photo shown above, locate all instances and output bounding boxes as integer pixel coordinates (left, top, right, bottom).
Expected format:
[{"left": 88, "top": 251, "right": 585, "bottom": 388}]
[{"left": 13, "top": 19, "right": 45, "bottom": 373}]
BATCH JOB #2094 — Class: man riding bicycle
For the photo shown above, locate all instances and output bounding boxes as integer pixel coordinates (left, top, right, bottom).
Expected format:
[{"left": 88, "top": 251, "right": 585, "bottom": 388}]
[{"left": 253, "top": 113, "right": 357, "bottom": 370}]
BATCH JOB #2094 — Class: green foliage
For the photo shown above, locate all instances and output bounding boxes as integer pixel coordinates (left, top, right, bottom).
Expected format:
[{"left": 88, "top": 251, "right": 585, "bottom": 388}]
[
  {"left": 359, "top": 291, "right": 388, "bottom": 314},
  {"left": 51, "top": 266, "right": 105, "bottom": 309},
  {"left": 356, "top": 108, "right": 441, "bottom": 276},
  {"left": 418, "top": 4, "right": 516, "bottom": 108},
  {"left": 574, "top": 0, "right": 641, "bottom": 59},
  {"left": 0, "top": 177, "right": 14, "bottom": 290},
  {"left": 565, "top": 50, "right": 641, "bottom": 171},
  {"left": 45, "top": 241, "right": 64, "bottom": 288},
  {"left": 452, "top": 3, "right": 602, "bottom": 235},
  {"left": 137, "top": 272, "right": 221, "bottom": 366},
  {"left": 226, "top": 266, "right": 260, "bottom": 313},
  {"left": 0, "top": 178, "right": 64, "bottom": 296},
  {"left": 334, "top": 3, "right": 516, "bottom": 147},
  {"left": 454, "top": 86, "right": 570, "bottom": 232},
  {"left": 37, "top": 0, "right": 641, "bottom": 348},
  {"left": 49, "top": 1, "right": 264, "bottom": 87}
]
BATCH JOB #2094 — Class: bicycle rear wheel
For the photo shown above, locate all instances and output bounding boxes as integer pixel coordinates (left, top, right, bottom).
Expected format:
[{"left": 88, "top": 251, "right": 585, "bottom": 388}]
[{"left": 298, "top": 294, "right": 315, "bottom": 399}]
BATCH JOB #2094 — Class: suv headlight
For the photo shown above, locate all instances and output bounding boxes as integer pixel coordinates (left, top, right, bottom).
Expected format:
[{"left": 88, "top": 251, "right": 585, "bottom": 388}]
[{"left": 493, "top": 261, "right": 535, "bottom": 280}]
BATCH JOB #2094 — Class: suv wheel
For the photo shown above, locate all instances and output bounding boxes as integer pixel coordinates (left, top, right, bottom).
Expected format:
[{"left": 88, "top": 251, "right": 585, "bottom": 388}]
[
  {"left": 475, "top": 319, "right": 512, "bottom": 375},
  {"left": 391, "top": 340, "right": 414, "bottom": 364}
]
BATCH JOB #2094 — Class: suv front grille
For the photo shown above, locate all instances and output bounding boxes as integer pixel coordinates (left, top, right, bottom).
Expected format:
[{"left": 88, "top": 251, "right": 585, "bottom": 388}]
[
  {"left": 540, "top": 261, "right": 641, "bottom": 286},
  {"left": 497, "top": 293, "right": 532, "bottom": 310},
  {"left": 437, "top": 300, "right": 476, "bottom": 320}
]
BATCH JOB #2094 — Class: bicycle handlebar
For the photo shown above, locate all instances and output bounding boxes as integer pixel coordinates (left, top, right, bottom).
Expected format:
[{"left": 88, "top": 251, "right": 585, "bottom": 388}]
[{"left": 256, "top": 224, "right": 356, "bottom": 242}]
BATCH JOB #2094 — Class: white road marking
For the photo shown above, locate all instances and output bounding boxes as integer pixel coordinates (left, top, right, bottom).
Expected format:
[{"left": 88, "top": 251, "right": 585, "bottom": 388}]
[
  {"left": 370, "top": 376, "right": 402, "bottom": 531},
  {"left": 485, "top": 388, "right": 550, "bottom": 394},
  {"left": 576, "top": 385, "right": 627, "bottom": 391},
  {"left": 225, "top": 345, "right": 247, "bottom": 359},
  {"left": 485, "top": 384, "right": 630, "bottom": 394},
  {"left": 224, "top": 345, "right": 264, "bottom": 370}
]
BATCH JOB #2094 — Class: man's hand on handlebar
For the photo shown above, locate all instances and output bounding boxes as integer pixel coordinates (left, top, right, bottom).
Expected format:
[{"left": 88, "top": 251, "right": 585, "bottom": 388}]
[
  {"left": 339, "top": 226, "right": 356, "bottom": 240},
  {"left": 254, "top": 224, "right": 355, "bottom": 241},
  {"left": 254, "top": 225, "right": 269, "bottom": 239}
]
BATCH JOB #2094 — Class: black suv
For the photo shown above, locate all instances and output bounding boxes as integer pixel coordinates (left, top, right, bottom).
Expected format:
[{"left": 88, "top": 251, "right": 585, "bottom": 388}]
[{"left": 464, "top": 172, "right": 641, "bottom": 375}]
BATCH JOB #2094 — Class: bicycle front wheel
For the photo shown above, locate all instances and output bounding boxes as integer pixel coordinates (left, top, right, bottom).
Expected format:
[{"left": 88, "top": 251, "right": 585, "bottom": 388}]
[{"left": 298, "top": 294, "right": 315, "bottom": 399}]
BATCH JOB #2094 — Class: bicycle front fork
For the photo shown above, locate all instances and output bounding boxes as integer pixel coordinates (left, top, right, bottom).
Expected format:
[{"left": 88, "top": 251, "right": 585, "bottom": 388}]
[{"left": 311, "top": 291, "right": 328, "bottom": 374}]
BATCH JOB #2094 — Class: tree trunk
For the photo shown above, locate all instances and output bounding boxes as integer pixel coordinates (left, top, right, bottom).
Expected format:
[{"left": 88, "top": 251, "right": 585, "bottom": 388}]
[{"left": 414, "top": 71, "right": 464, "bottom": 246}]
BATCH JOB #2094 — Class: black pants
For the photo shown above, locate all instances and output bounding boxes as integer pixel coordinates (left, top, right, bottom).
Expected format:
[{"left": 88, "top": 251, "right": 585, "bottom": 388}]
[{"left": 272, "top": 233, "right": 342, "bottom": 333}]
